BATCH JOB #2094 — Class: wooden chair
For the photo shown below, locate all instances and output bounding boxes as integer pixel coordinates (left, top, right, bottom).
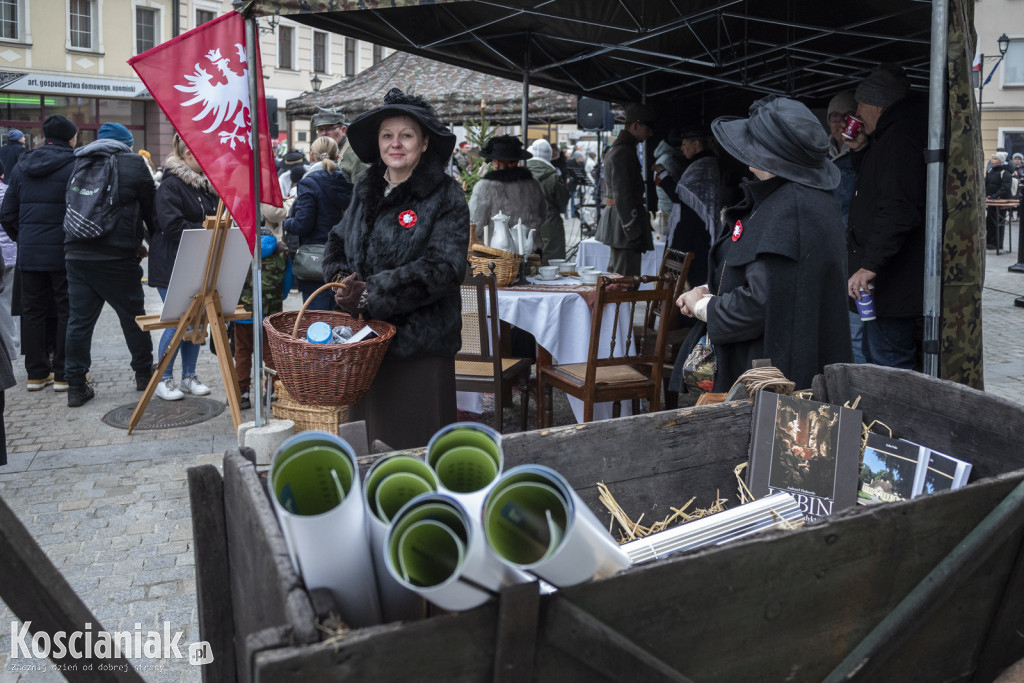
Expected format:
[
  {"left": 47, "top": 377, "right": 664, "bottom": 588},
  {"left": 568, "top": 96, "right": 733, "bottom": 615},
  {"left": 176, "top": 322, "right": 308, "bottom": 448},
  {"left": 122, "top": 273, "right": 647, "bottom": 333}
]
[
  {"left": 646, "top": 248, "right": 694, "bottom": 409},
  {"left": 537, "top": 274, "right": 676, "bottom": 427},
  {"left": 456, "top": 263, "right": 533, "bottom": 432}
]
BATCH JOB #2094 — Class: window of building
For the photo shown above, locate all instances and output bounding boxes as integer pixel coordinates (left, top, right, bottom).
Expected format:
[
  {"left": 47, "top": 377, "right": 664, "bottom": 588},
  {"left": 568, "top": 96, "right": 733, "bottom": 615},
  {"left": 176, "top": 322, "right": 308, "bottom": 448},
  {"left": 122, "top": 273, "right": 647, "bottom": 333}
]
[
  {"left": 345, "top": 37, "right": 356, "bottom": 76},
  {"left": 1004, "top": 39, "right": 1023, "bottom": 87},
  {"left": 136, "top": 7, "right": 157, "bottom": 54},
  {"left": 372, "top": 44, "right": 383, "bottom": 64},
  {"left": 0, "top": 0, "right": 21, "bottom": 41},
  {"left": 196, "top": 8, "right": 215, "bottom": 26},
  {"left": 313, "top": 31, "right": 327, "bottom": 74},
  {"left": 279, "top": 25, "right": 294, "bottom": 70},
  {"left": 69, "top": 0, "right": 94, "bottom": 50}
]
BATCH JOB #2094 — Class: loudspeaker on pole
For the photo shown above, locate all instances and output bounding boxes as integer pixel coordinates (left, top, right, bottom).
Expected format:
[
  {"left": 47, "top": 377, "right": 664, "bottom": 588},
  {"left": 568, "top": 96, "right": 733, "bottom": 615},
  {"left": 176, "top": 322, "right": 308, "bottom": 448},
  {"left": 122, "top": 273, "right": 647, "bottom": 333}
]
[{"left": 577, "top": 97, "right": 613, "bottom": 131}]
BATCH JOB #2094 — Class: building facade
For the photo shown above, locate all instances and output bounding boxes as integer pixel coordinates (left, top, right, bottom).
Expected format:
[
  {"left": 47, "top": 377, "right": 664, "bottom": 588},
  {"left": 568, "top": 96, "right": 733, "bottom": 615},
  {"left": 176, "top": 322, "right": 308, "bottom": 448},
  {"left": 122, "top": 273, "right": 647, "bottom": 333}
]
[
  {"left": 974, "top": 0, "right": 1024, "bottom": 158},
  {"left": 0, "top": 0, "right": 387, "bottom": 167}
]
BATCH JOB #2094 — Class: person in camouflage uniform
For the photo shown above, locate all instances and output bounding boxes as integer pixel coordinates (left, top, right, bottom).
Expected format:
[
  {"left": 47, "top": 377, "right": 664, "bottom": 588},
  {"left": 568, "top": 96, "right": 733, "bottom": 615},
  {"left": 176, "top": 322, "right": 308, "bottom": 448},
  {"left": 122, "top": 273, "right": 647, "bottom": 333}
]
[
  {"left": 234, "top": 228, "right": 289, "bottom": 409},
  {"left": 312, "top": 107, "right": 369, "bottom": 185}
]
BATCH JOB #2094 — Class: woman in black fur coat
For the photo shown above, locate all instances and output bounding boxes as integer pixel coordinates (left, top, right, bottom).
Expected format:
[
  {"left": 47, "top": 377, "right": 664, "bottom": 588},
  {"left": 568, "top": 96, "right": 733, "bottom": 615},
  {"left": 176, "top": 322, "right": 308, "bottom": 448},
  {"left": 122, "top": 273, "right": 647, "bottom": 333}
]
[{"left": 322, "top": 89, "right": 469, "bottom": 449}]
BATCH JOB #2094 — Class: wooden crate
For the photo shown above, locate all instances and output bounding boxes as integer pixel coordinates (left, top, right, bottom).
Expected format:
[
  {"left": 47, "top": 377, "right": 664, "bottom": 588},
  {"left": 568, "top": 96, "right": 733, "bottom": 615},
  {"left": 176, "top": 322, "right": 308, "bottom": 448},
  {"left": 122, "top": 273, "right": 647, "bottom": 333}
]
[{"left": 188, "top": 365, "right": 1024, "bottom": 682}]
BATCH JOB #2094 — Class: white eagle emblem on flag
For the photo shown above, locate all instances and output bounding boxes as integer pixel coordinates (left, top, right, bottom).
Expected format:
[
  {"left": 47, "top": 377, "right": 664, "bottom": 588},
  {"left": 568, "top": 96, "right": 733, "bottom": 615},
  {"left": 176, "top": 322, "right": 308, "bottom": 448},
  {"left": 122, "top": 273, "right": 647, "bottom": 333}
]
[{"left": 175, "top": 45, "right": 251, "bottom": 149}]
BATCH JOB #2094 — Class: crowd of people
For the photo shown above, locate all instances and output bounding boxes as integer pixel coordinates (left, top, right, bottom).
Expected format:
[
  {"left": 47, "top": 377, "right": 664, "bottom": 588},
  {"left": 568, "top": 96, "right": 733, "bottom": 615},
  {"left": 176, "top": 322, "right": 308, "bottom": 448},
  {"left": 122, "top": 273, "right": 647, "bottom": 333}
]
[{"left": 0, "top": 60, "right": 1010, "bottom": 453}]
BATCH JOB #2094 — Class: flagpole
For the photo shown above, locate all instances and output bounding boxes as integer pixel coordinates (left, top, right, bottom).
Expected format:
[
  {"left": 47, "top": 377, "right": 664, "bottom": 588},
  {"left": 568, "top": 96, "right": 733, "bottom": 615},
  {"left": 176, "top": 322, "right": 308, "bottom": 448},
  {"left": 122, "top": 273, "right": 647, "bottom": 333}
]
[{"left": 244, "top": 9, "right": 265, "bottom": 427}]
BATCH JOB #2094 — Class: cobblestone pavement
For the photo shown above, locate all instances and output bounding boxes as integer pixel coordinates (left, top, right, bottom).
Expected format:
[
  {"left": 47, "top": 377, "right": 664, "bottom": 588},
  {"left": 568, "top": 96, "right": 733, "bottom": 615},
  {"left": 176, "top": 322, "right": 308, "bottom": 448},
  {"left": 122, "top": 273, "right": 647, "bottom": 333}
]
[{"left": 2, "top": 232, "right": 1024, "bottom": 681}]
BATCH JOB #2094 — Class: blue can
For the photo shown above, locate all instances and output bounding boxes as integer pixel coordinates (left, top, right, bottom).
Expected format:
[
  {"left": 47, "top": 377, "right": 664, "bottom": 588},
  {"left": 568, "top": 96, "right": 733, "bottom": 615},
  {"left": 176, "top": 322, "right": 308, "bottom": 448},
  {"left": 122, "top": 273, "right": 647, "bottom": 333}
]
[{"left": 306, "top": 321, "right": 333, "bottom": 344}]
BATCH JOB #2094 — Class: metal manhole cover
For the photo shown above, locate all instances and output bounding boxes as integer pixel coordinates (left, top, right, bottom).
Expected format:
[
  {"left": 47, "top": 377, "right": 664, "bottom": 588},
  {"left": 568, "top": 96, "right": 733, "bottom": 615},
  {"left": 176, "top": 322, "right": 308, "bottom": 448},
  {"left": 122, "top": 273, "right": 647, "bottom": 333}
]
[{"left": 102, "top": 397, "right": 226, "bottom": 430}]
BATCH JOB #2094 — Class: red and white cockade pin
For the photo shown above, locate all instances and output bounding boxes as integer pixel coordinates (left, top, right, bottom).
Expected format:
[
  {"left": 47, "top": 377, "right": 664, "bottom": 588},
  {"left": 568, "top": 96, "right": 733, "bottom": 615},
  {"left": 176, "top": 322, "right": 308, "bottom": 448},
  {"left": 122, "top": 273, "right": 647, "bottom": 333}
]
[
  {"left": 731, "top": 219, "right": 743, "bottom": 241},
  {"left": 399, "top": 210, "right": 418, "bottom": 228}
]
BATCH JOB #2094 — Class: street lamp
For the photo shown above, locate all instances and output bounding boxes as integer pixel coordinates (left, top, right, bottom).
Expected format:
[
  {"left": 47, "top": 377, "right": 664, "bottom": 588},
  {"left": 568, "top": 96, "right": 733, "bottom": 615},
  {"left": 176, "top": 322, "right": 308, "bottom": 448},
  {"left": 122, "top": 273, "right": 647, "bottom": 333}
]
[
  {"left": 976, "top": 33, "right": 1010, "bottom": 129},
  {"left": 310, "top": 73, "right": 322, "bottom": 92}
]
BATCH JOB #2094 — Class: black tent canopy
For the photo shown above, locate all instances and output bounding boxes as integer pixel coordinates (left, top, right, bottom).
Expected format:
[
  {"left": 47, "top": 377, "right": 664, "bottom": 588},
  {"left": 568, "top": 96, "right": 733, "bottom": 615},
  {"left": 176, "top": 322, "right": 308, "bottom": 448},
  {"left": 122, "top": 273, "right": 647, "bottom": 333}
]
[{"left": 260, "top": 0, "right": 934, "bottom": 117}]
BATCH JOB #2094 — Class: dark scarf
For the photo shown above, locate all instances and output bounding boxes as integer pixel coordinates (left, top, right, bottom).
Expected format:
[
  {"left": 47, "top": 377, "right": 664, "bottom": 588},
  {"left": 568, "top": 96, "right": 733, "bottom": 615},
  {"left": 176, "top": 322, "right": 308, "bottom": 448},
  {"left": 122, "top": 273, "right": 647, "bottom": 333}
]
[{"left": 481, "top": 166, "right": 534, "bottom": 183}]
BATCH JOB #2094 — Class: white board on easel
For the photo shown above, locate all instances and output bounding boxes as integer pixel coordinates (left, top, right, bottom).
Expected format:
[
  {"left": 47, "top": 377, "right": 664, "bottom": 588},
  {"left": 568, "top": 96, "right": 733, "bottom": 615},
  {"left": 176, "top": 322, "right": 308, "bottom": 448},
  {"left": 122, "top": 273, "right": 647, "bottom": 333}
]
[{"left": 160, "top": 228, "right": 253, "bottom": 322}]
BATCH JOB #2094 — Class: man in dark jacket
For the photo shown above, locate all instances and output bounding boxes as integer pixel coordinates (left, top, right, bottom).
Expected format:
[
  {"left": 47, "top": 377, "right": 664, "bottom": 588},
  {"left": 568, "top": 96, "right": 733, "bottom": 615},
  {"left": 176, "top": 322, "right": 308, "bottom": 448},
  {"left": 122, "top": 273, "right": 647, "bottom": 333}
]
[
  {"left": 985, "top": 151, "right": 1013, "bottom": 249},
  {"left": 63, "top": 122, "right": 156, "bottom": 407},
  {"left": 0, "top": 130, "right": 26, "bottom": 176},
  {"left": 595, "top": 103, "right": 655, "bottom": 276},
  {"left": 0, "top": 115, "right": 78, "bottom": 392},
  {"left": 845, "top": 64, "right": 927, "bottom": 369}
]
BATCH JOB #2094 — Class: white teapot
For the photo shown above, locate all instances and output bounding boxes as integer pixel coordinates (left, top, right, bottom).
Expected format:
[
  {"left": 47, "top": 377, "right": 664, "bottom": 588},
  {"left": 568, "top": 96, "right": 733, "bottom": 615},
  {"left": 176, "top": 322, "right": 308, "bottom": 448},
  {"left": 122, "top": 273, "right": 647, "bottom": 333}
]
[
  {"left": 489, "top": 210, "right": 514, "bottom": 252},
  {"left": 510, "top": 218, "right": 537, "bottom": 258}
]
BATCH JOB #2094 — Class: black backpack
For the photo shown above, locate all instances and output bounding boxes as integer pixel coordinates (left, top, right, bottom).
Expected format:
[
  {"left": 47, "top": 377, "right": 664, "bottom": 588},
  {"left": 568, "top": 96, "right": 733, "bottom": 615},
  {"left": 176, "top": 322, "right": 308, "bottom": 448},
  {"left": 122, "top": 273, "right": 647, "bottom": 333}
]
[{"left": 64, "top": 152, "right": 120, "bottom": 242}]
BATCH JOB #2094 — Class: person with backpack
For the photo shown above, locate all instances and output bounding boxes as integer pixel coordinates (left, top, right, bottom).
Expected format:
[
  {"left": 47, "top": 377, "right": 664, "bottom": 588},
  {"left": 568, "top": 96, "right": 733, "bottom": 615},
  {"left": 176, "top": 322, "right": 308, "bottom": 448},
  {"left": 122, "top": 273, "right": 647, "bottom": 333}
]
[
  {"left": 148, "top": 133, "right": 220, "bottom": 401},
  {"left": 63, "top": 122, "right": 157, "bottom": 407},
  {"left": 0, "top": 114, "right": 78, "bottom": 393}
]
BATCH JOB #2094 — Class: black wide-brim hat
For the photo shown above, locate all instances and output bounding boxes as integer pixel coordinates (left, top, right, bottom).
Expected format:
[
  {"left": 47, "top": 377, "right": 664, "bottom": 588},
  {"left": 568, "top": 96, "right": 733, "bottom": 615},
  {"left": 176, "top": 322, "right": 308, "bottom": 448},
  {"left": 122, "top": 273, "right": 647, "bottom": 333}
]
[
  {"left": 712, "top": 96, "right": 840, "bottom": 191},
  {"left": 346, "top": 88, "right": 456, "bottom": 164},
  {"left": 481, "top": 135, "right": 532, "bottom": 162}
]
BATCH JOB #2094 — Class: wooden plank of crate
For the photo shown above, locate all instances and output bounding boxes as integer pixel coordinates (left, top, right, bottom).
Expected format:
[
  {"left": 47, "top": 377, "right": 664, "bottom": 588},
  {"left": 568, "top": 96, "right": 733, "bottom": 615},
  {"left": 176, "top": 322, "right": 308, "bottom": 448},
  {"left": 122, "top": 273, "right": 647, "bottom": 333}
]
[
  {"left": 252, "top": 607, "right": 500, "bottom": 681},
  {"left": 0, "top": 495, "right": 143, "bottom": 681},
  {"left": 501, "top": 403, "right": 754, "bottom": 522},
  {"left": 187, "top": 464, "right": 237, "bottom": 683},
  {"left": 542, "top": 597, "right": 693, "bottom": 683},
  {"left": 824, "top": 364, "right": 1024, "bottom": 480},
  {"left": 971, "top": 522, "right": 1024, "bottom": 682},
  {"left": 493, "top": 581, "right": 540, "bottom": 683},
  {"left": 222, "top": 451, "right": 318, "bottom": 682},
  {"left": 554, "top": 472, "right": 1024, "bottom": 681}
]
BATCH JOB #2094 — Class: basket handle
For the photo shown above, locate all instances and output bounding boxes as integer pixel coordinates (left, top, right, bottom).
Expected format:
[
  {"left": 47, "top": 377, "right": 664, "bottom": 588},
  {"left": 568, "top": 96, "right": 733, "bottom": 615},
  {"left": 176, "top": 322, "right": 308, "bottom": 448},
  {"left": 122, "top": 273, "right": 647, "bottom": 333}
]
[{"left": 292, "top": 281, "right": 349, "bottom": 338}]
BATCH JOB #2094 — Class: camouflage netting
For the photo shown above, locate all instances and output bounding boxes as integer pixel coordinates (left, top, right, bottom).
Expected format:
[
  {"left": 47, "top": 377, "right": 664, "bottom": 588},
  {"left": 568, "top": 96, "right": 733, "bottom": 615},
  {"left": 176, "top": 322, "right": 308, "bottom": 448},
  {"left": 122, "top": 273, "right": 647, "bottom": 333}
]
[
  {"left": 286, "top": 52, "right": 582, "bottom": 126},
  {"left": 941, "top": 0, "right": 984, "bottom": 388}
]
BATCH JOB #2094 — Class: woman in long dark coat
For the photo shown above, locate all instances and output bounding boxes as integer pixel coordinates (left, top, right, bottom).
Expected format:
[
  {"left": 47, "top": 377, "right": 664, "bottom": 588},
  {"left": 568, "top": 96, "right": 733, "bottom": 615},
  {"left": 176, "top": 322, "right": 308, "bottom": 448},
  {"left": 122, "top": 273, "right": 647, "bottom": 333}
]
[
  {"left": 670, "top": 96, "right": 853, "bottom": 393},
  {"left": 322, "top": 88, "right": 469, "bottom": 449}
]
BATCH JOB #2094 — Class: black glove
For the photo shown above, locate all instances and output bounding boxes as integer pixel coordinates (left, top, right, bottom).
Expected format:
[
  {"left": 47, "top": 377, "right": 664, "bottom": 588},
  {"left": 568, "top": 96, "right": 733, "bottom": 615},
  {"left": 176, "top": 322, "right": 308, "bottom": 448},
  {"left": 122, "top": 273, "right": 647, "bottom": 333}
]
[{"left": 334, "top": 273, "right": 367, "bottom": 316}]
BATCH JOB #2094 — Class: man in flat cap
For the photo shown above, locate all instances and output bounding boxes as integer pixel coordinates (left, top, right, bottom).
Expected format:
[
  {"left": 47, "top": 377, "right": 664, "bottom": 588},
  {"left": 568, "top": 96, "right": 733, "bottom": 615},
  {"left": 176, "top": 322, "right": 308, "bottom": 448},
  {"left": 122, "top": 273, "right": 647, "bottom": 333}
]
[
  {"left": 312, "top": 107, "right": 369, "bottom": 184},
  {"left": 845, "top": 63, "right": 927, "bottom": 369},
  {"left": 596, "top": 103, "right": 655, "bottom": 276}
]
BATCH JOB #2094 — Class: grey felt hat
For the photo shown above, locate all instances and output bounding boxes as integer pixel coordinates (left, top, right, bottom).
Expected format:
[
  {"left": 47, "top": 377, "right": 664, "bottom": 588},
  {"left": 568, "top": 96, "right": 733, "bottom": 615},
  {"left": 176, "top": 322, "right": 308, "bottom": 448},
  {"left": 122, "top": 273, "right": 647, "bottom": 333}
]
[
  {"left": 346, "top": 88, "right": 455, "bottom": 164},
  {"left": 712, "top": 95, "right": 840, "bottom": 191}
]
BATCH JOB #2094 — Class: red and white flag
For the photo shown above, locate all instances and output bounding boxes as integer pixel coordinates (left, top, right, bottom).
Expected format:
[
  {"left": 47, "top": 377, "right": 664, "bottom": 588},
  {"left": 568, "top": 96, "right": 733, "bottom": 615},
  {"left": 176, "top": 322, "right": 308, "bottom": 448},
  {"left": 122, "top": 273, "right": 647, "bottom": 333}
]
[
  {"left": 973, "top": 53, "right": 981, "bottom": 71},
  {"left": 129, "top": 11, "right": 282, "bottom": 253}
]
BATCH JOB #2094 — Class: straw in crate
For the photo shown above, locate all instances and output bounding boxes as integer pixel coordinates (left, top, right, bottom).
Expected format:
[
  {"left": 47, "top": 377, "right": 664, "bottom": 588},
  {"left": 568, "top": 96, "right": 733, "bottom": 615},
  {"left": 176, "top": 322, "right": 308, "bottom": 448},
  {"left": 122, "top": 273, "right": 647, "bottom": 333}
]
[{"left": 263, "top": 282, "right": 396, "bottom": 407}]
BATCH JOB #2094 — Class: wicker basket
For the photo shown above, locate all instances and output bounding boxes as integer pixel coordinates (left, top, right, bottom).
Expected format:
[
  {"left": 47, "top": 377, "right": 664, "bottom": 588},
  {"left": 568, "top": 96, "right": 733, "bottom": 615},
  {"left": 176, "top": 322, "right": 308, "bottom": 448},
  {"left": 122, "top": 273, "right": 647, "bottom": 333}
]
[
  {"left": 272, "top": 380, "right": 347, "bottom": 434},
  {"left": 263, "top": 282, "right": 396, "bottom": 407},
  {"left": 468, "top": 243, "right": 521, "bottom": 286}
]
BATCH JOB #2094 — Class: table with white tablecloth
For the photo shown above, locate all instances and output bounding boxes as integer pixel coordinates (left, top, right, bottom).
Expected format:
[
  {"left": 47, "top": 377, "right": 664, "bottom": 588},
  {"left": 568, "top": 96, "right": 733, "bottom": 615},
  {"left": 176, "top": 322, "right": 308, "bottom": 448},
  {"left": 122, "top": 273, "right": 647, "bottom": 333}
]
[
  {"left": 575, "top": 237, "right": 667, "bottom": 280},
  {"left": 456, "top": 276, "right": 633, "bottom": 424}
]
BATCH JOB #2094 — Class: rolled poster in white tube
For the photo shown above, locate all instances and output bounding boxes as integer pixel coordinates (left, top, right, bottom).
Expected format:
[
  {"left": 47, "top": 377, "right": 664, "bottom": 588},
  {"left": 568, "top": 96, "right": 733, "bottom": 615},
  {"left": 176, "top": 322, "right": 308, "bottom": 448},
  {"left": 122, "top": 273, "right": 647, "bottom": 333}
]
[
  {"left": 362, "top": 454, "right": 438, "bottom": 623},
  {"left": 385, "top": 493, "right": 530, "bottom": 612},
  {"left": 269, "top": 431, "right": 382, "bottom": 628},
  {"left": 483, "top": 464, "right": 630, "bottom": 587}
]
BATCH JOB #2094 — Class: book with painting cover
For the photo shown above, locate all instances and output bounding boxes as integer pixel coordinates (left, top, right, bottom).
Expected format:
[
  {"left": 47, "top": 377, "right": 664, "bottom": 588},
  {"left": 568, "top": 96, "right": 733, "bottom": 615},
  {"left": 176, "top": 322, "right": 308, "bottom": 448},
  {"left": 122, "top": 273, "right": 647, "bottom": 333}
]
[
  {"left": 858, "top": 433, "right": 972, "bottom": 504},
  {"left": 747, "top": 392, "right": 863, "bottom": 522}
]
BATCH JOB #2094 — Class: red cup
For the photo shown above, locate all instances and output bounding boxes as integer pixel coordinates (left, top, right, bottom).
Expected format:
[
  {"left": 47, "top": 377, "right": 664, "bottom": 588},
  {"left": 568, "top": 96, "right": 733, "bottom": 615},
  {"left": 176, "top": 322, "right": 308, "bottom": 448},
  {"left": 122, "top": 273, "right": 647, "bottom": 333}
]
[{"left": 842, "top": 115, "right": 865, "bottom": 140}]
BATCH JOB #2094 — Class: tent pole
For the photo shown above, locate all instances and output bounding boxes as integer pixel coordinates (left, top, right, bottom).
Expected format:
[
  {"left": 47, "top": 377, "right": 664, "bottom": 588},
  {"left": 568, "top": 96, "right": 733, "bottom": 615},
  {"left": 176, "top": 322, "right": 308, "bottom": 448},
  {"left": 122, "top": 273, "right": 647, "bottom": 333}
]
[
  {"left": 245, "top": 10, "right": 265, "bottom": 426},
  {"left": 922, "top": 0, "right": 948, "bottom": 378},
  {"left": 522, "top": 38, "right": 530, "bottom": 144}
]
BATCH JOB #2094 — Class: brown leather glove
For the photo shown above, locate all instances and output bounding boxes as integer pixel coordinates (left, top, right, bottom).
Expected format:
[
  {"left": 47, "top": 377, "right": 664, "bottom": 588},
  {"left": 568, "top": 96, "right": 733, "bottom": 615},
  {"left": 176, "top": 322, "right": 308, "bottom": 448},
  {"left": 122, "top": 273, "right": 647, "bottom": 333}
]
[{"left": 334, "top": 273, "right": 367, "bottom": 316}]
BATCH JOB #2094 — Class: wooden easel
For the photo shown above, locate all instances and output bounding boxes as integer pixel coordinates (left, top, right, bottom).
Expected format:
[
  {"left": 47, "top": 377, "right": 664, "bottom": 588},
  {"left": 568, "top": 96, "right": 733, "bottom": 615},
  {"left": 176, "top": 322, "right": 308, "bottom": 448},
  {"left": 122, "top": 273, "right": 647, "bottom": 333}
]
[{"left": 130, "top": 201, "right": 250, "bottom": 434}]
